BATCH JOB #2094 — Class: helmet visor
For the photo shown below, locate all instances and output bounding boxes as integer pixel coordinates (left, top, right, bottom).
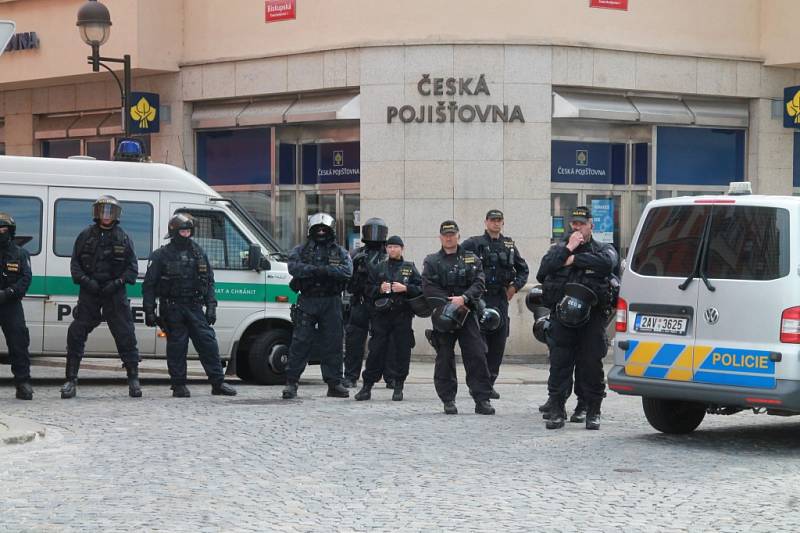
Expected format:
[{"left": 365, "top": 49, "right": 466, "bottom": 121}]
[{"left": 94, "top": 203, "right": 121, "bottom": 222}]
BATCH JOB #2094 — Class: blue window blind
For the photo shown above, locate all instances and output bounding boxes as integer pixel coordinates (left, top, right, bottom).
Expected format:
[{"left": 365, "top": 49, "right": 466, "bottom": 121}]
[
  {"left": 656, "top": 127, "right": 744, "bottom": 186},
  {"left": 197, "top": 128, "right": 270, "bottom": 186}
]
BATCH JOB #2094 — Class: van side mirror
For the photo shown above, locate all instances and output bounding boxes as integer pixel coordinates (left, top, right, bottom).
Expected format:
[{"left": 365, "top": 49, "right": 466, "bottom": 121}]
[{"left": 248, "top": 244, "right": 270, "bottom": 272}]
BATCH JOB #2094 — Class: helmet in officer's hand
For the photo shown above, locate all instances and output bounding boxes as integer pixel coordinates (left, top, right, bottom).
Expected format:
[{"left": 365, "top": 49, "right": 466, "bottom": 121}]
[
  {"left": 525, "top": 285, "right": 545, "bottom": 313},
  {"left": 479, "top": 306, "right": 503, "bottom": 333},
  {"left": 373, "top": 296, "right": 393, "bottom": 313},
  {"left": 166, "top": 212, "right": 195, "bottom": 239},
  {"left": 308, "top": 212, "right": 336, "bottom": 242},
  {"left": 92, "top": 195, "right": 122, "bottom": 224},
  {"left": 361, "top": 217, "right": 388, "bottom": 244},
  {"left": 407, "top": 294, "right": 432, "bottom": 317},
  {"left": 532, "top": 307, "right": 551, "bottom": 343},
  {"left": 0, "top": 212, "right": 16, "bottom": 237},
  {"left": 431, "top": 302, "right": 470, "bottom": 333},
  {"left": 555, "top": 283, "right": 598, "bottom": 328}
]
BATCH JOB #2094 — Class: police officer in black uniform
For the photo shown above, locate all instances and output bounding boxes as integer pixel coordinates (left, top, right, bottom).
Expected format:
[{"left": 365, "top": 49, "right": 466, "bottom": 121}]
[
  {"left": 282, "top": 213, "right": 353, "bottom": 400},
  {"left": 462, "top": 209, "right": 529, "bottom": 399},
  {"left": 343, "top": 218, "right": 388, "bottom": 388},
  {"left": 142, "top": 214, "right": 237, "bottom": 398},
  {"left": 536, "top": 207, "right": 618, "bottom": 430},
  {"left": 423, "top": 220, "right": 495, "bottom": 415},
  {"left": 62, "top": 196, "right": 141, "bottom": 399},
  {"left": 0, "top": 213, "right": 34, "bottom": 400},
  {"left": 355, "top": 235, "right": 421, "bottom": 402}
]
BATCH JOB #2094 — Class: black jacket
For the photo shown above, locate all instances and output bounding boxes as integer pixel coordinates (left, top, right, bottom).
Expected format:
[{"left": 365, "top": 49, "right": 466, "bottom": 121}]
[
  {"left": 421, "top": 246, "right": 485, "bottom": 305},
  {"left": 0, "top": 242, "right": 32, "bottom": 299},
  {"left": 70, "top": 224, "right": 137, "bottom": 286},
  {"left": 142, "top": 240, "right": 217, "bottom": 309},
  {"left": 461, "top": 231, "right": 529, "bottom": 291}
]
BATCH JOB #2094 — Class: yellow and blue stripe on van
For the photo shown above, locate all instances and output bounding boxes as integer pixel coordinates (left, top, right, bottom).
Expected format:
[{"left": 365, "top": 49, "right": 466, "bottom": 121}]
[{"left": 623, "top": 340, "right": 776, "bottom": 389}]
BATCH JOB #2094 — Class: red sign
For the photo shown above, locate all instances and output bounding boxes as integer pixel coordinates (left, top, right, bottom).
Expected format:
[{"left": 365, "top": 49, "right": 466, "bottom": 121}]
[
  {"left": 590, "top": 0, "right": 628, "bottom": 10},
  {"left": 265, "top": 0, "right": 296, "bottom": 23}
]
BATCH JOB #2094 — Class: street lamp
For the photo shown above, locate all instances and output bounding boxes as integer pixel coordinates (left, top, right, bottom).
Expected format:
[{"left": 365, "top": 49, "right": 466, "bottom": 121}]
[{"left": 76, "top": 0, "right": 131, "bottom": 137}]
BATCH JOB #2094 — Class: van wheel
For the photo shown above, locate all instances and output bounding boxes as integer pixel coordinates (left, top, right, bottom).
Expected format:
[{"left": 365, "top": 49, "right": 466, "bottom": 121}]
[
  {"left": 642, "top": 397, "right": 706, "bottom": 434},
  {"left": 247, "top": 330, "right": 291, "bottom": 385}
]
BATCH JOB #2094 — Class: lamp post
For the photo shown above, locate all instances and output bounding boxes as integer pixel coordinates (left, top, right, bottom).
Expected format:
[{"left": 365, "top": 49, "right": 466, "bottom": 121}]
[{"left": 76, "top": 0, "right": 131, "bottom": 137}]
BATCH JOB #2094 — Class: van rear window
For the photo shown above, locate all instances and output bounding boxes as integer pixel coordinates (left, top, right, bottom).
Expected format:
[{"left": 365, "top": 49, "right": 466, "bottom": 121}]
[
  {"left": 631, "top": 205, "right": 710, "bottom": 277},
  {"left": 705, "top": 206, "right": 789, "bottom": 281}
]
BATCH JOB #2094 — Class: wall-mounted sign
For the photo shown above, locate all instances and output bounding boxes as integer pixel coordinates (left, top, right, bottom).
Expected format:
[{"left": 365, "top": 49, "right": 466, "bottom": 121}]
[
  {"left": 590, "top": 0, "right": 628, "bottom": 10},
  {"left": 4, "top": 31, "right": 40, "bottom": 53},
  {"left": 302, "top": 141, "right": 360, "bottom": 184},
  {"left": 551, "top": 140, "right": 626, "bottom": 184},
  {"left": 129, "top": 92, "right": 159, "bottom": 134},
  {"left": 590, "top": 198, "right": 615, "bottom": 244},
  {"left": 784, "top": 85, "right": 800, "bottom": 128},
  {"left": 265, "top": 0, "right": 296, "bottom": 23},
  {"left": 387, "top": 74, "right": 525, "bottom": 124}
]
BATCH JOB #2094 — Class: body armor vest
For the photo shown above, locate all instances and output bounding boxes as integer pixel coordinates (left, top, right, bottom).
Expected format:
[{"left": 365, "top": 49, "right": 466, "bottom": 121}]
[
  {"left": 542, "top": 240, "right": 612, "bottom": 310},
  {"left": 373, "top": 259, "right": 416, "bottom": 309},
  {"left": 474, "top": 235, "right": 516, "bottom": 289},
  {"left": 79, "top": 225, "right": 128, "bottom": 282},
  {"left": 434, "top": 250, "right": 479, "bottom": 296},
  {"left": 157, "top": 242, "right": 209, "bottom": 302},
  {"left": 0, "top": 244, "right": 23, "bottom": 289},
  {"left": 349, "top": 245, "right": 386, "bottom": 299},
  {"left": 291, "top": 241, "right": 347, "bottom": 295}
]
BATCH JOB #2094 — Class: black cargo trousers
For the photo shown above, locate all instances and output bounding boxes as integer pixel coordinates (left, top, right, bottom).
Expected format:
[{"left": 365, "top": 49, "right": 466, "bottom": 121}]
[
  {"left": 433, "top": 316, "right": 493, "bottom": 403},
  {"left": 286, "top": 294, "right": 344, "bottom": 384},
  {"left": 66, "top": 288, "right": 139, "bottom": 365},
  {"left": 546, "top": 310, "right": 606, "bottom": 406},
  {"left": 362, "top": 308, "right": 413, "bottom": 385},
  {"left": 0, "top": 299, "right": 31, "bottom": 382}
]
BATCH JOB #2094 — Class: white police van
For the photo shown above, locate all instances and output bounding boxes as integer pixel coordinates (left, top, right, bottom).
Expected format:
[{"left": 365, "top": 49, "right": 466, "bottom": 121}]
[
  {"left": 0, "top": 155, "right": 295, "bottom": 384},
  {"left": 608, "top": 183, "right": 800, "bottom": 433}
]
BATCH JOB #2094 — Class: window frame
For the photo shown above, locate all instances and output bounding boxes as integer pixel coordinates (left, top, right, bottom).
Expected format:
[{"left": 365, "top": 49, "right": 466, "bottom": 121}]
[
  {"left": 52, "top": 198, "right": 154, "bottom": 260},
  {"left": 0, "top": 194, "right": 44, "bottom": 256}
]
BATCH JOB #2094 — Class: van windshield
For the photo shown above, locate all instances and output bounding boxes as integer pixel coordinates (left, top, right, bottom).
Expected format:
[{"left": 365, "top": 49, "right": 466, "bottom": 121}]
[{"left": 222, "top": 198, "right": 288, "bottom": 261}]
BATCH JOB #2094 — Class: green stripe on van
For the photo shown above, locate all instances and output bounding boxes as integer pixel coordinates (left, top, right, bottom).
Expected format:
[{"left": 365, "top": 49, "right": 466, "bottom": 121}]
[{"left": 29, "top": 276, "right": 296, "bottom": 303}]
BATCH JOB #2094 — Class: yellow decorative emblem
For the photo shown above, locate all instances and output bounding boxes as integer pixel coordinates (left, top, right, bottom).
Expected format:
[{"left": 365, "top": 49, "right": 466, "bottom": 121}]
[
  {"left": 130, "top": 96, "right": 157, "bottom": 129},
  {"left": 786, "top": 90, "right": 800, "bottom": 124}
]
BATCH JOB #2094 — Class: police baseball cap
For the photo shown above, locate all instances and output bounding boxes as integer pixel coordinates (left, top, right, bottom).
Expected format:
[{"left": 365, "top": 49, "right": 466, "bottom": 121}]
[
  {"left": 439, "top": 220, "right": 459, "bottom": 235},
  {"left": 571, "top": 206, "right": 592, "bottom": 223},
  {"left": 387, "top": 235, "right": 404, "bottom": 247},
  {"left": 485, "top": 209, "right": 504, "bottom": 220}
]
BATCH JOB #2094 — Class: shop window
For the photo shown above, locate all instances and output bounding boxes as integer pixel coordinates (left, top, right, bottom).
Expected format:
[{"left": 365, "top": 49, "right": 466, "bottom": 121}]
[
  {"left": 179, "top": 210, "right": 251, "bottom": 271},
  {"left": 301, "top": 142, "right": 360, "bottom": 185},
  {"left": 0, "top": 195, "right": 42, "bottom": 254},
  {"left": 278, "top": 143, "right": 297, "bottom": 185},
  {"left": 656, "top": 127, "right": 745, "bottom": 186},
  {"left": 86, "top": 140, "right": 112, "bottom": 161},
  {"left": 196, "top": 128, "right": 270, "bottom": 186},
  {"left": 53, "top": 199, "right": 153, "bottom": 259},
  {"left": 634, "top": 143, "right": 649, "bottom": 185},
  {"left": 42, "top": 139, "right": 81, "bottom": 159},
  {"left": 550, "top": 193, "right": 578, "bottom": 241},
  {"left": 551, "top": 140, "right": 626, "bottom": 185}
]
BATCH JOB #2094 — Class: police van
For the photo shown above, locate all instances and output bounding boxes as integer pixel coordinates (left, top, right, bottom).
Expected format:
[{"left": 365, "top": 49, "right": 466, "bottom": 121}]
[
  {"left": 0, "top": 155, "right": 295, "bottom": 385},
  {"left": 608, "top": 183, "right": 800, "bottom": 433}
]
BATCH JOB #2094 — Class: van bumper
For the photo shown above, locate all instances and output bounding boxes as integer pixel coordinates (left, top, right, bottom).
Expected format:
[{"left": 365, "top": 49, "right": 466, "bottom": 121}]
[{"left": 607, "top": 365, "right": 800, "bottom": 412}]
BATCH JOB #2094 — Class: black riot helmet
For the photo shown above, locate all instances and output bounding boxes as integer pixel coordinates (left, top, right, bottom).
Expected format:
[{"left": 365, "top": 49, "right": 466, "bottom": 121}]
[
  {"left": 361, "top": 217, "right": 388, "bottom": 244},
  {"left": 407, "top": 294, "right": 432, "bottom": 317},
  {"left": 308, "top": 212, "right": 336, "bottom": 242},
  {"left": 0, "top": 212, "right": 16, "bottom": 238},
  {"left": 166, "top": 213, "right": 195, "bottom": 239},
  {"left": 532, "top": 306, "right": 551, "bottom": 344},
  {"left": 479, "top": 306, "right": 503, "bottom": 333},
  {"left": 555, "top": 283, "right": 598, "bottom": 328},
  {"left": 92, "top": 195, "right": 122, "bottom": 224},
  {"left": 431, "top": 302, "right": 470, "bottom": 333},
  {"left": 525, "top": 285, "right": 546, "bottom": 313}
]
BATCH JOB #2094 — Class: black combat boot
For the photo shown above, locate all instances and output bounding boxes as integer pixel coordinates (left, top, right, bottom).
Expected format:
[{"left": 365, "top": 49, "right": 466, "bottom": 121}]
[
  {"left": 489, "top": 387, "right": 500, "bottom": 400},
  {"left": 354, "top": 381, "right": 373, "bottom": 401},
  {"left": 570, "top": 400, "right": 587, "bottom": 423},
  {"left": 539, "top": 396, "right": 552, "bottom": 418},
  {"left": 585, "top": 403, "right": 601, "bottom": 430},
  {"left": 172, "top": 384, "right": 191, "bottom": 398},
  {"left": 341, "top": 378, "right": 356, "bottom": 388},
  {"left": 474, "top": 399, "right": 496, "bottom": 415},
  {"left": 282, "top": 381, "right": 298, "bottom": 399},
  {"left": 443, "top": 401, "right": 458, "bottom": 415},
  {"left": 385, "top": 378, "right": 395, "bottom": 389},
  {"left": 60, "top": 357, "right": 81, "bottom": 399},
  {"left": 545, "top": 397, "right": 567, "bottom": 430},
  {"left": 15, "top": 381, "right": 33, "bottom": 401},
  {"left": 124, "top": 363, "right": 142, "bottom": 398},
  {"left": 211, "top": 382, "right": 237, "bottom": 396},
  {"left": 392, "top": 381, "right": 404, "bottom": 402},
  {"left": 327, "top": 382, "right": 350, "bottom": 398}
]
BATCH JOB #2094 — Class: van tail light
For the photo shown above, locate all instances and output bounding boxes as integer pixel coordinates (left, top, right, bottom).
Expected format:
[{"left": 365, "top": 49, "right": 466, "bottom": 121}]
[
  {"left": 616, "top": 297, "right": 628, "bottom": 333},
  {"left": 780, "top": 307, "right": 800, "bottom": 344}
]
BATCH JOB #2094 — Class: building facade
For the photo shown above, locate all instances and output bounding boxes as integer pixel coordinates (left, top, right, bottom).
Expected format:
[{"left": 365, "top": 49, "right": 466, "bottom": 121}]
[{"left": 2, "top": 0, "right": 799, "bottom": 356}]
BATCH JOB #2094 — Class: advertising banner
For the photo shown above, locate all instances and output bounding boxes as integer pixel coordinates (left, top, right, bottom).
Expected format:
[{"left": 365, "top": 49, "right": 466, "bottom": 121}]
[
  {"left": 591, "top": 199, "right": 614, "bottom": 244},
  {"left": 265, "top": 0, "right": 296, "bottom": 23}
]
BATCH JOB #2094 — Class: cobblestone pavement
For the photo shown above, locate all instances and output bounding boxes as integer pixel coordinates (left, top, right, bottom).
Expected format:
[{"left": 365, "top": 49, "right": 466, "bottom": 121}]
[{"left": 1, "top": 361, "right": 800, "bottom": 532}]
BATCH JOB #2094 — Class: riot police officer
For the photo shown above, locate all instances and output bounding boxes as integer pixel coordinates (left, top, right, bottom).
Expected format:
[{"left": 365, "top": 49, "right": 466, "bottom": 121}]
[
  {"left": 62, "top": 196, "right": 141, "bottom": 399},
  {"left": 142, "top": 214, "right": 237, "bottom": 398},
  {"left": 282, "top": 213, "right": 353, "bottom": 400},
  {"left": 422, "top": 220, "right": 495, "bottom": 415},
  {"left": 343, "top": 217, "right": 388, "bottom": 388},
  {"left": 355, "top": 236, "right": 421, "bottom": 402},
  {"left": 536, "top": 206, "right": 618, "bottom": 430},
  {"left": 0, "top": 213, "right": 34, "bottom": 400},
  {"left": 462, "top": 209, "right": 529, "bottom": 398}
]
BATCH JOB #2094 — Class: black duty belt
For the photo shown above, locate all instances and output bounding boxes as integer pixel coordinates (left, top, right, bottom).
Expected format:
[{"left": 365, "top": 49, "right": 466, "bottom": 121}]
[{"left": 301, "top": 290, "right": 340, "bottom": 298}]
